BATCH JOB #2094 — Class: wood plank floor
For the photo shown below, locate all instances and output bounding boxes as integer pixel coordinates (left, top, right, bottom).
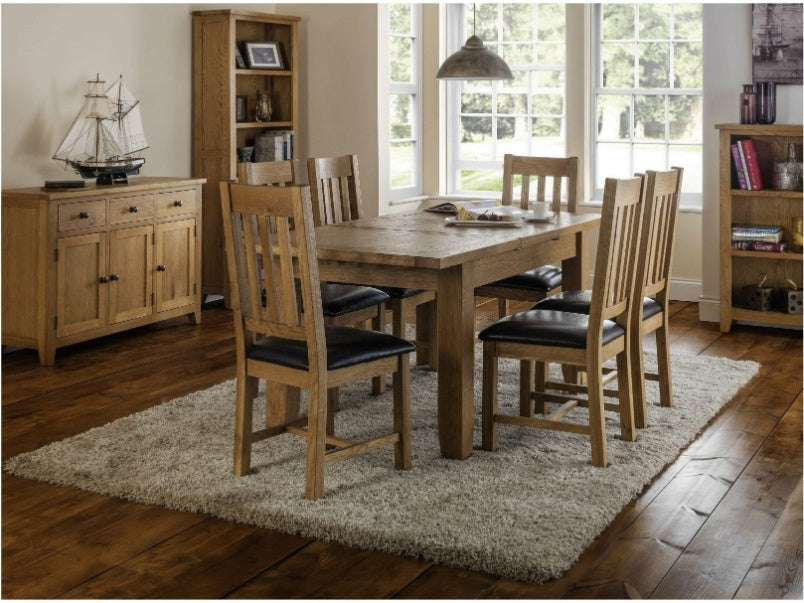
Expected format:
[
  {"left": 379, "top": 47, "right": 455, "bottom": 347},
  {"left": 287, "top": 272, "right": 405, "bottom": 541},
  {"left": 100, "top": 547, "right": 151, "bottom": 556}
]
[{"left": 2, "top": 300, "right": 801, "bottom": 599}]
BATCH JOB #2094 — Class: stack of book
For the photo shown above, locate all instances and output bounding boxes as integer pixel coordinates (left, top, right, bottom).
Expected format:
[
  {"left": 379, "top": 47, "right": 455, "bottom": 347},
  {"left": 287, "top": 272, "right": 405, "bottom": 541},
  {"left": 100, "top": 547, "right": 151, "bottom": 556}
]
[
  {"left": 731, "top": 224, "right": 786, "bottom": 252},
  {"left": 730, "top": 138, "right": 763, "bottom": 190},
  {"left": 253, "top": 130, "right": 295, "bottom": 162}
]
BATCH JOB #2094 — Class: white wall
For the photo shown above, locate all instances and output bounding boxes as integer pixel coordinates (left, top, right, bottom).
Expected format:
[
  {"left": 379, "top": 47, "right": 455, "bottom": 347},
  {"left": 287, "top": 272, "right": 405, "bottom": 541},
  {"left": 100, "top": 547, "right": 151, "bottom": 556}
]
[
  {"left": 699, "top": 4, "right": 803, "bottom": 321},
  {"left": 1, "top": 4, "right": 194, "bottom": 188}
]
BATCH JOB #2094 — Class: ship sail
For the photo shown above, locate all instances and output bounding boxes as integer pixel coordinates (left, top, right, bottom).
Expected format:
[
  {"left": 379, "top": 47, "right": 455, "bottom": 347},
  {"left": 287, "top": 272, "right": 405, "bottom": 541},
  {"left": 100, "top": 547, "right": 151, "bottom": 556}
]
[{"left": 53, "top": 74, "right": 148, "bottom": 184}]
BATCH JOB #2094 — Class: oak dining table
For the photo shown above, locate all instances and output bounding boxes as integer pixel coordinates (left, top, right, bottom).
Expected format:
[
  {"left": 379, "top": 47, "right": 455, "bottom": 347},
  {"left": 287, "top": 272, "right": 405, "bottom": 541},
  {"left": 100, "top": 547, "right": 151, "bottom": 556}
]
[{"left": 310, "top": 206, "right": 601, "bottom": 460}]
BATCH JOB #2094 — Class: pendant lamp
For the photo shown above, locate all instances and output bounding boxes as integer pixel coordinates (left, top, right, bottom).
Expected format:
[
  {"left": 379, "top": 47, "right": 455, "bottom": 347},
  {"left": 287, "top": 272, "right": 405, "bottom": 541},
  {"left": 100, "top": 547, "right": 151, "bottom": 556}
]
[{"left": 436, "top": 5, "right": 513, "bottom": 81}]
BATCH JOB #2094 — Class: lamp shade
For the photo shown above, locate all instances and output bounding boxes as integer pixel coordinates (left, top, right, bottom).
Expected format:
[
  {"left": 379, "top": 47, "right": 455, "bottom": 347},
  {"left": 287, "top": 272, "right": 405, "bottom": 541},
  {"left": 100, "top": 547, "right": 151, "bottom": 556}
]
[{"left": 435, "top": 35, "right": 513, "bottom": 81}]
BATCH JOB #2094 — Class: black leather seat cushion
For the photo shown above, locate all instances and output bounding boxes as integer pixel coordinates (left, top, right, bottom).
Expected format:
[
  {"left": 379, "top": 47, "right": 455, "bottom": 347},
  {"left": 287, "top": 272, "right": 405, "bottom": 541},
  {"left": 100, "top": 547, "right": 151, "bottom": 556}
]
[
  {"left": 533, "top": 290, "right": 662, "bottom": 320},
  {"left": 478, "top": 309, "right": 624, "bottom": 349},
  {"left": 320, "top": 283, "right": 390, "bottom": 317},
  {"left": 377, "top": 287, "right": 426, "bottom": 299},
  {"left": 488, "top": 265, "right": 562, "bottom": 292},
  {"left": 248, "top": 325, "right": 415, "bottom": 371}
]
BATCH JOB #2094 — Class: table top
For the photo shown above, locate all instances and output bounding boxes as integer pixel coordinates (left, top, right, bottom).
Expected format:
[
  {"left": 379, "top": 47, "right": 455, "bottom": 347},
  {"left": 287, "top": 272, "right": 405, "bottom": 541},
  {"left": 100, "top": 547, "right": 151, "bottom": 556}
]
[{"left": 314, "top": 210, "right": 600, "bottom": 271}]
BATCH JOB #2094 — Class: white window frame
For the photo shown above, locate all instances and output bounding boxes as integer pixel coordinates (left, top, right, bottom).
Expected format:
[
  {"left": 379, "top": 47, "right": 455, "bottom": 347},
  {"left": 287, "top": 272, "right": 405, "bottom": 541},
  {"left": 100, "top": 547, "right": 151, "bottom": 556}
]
[
  {"left": 445, "top": 3, "right": 568, "bottom": 199},
  {"left": 591, "top": 3, "right": 703, "bottom": 209},
  {"left": 388, "top": 3, "right": 423, "bottom": 203}
]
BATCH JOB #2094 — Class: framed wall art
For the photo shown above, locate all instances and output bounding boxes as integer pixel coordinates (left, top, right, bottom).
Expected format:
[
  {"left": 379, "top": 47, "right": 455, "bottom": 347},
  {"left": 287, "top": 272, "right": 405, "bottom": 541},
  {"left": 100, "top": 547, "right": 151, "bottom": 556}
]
[{"left": 752, "top": 3, "right": 803, "bottom": 84}]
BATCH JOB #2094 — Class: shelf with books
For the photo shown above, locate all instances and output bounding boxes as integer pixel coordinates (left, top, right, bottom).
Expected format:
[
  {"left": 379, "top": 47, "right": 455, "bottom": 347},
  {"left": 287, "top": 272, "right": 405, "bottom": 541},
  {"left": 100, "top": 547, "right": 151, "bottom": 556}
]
[{"left": 716, "top": 123, "right": 803, "bottom": 332}]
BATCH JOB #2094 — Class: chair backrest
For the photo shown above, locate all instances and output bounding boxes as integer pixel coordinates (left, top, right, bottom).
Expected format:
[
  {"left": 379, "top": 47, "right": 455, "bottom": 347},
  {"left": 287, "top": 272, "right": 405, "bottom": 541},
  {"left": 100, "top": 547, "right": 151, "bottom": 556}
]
[
  {"left": 635, "top": 167, "right": 683, "bottom": 303},
  {"left": 501, "top": 155, "right": 579, "bottom": 213},
  {"left": 237, "top": 159, "right": 297, "bottom": 186},
  {"left": 219, "top": 182, "right": 325, "bottom": 372},
  {"left": 306, "top": 154, "right": 364, "bottom": 226},
  {"left": 588, "top": 176, "right": 645, "bottom": 333}
]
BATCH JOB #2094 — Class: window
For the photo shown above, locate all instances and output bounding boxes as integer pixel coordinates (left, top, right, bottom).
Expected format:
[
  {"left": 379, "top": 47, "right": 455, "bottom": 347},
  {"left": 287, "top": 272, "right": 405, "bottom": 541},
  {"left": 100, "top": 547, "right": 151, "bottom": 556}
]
[
  {"left": 594, "top": 3, "right": 703, "bottom": 207},
  {"left": 389, "top": 3, "right": 421, "bottom": 201},
  {"left": 446, "top": 3, "right": 567, "bottom": 196}
]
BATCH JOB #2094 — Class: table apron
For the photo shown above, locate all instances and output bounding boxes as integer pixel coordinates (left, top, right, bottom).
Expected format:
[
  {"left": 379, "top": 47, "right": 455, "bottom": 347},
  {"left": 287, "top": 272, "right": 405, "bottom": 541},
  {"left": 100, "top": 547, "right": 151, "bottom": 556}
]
[
  {"left": 317, "top": 261, "right": 439, "bottom": 291},
  {"left": 471, "top": 234, "right": 576, "bottom": 288}
]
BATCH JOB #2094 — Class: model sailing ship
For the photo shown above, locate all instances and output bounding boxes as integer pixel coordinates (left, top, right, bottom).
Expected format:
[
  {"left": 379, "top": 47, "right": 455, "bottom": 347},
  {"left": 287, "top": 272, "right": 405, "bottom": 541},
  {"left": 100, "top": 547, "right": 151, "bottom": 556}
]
[{"left": 53, "top": 74, "right": 148, "bottom": 185}]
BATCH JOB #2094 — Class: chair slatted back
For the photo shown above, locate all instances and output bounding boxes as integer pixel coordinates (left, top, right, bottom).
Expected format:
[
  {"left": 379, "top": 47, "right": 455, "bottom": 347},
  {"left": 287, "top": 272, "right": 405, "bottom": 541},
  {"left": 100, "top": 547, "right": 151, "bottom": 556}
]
[
  {"left": 220, "top": 182, "right": 325, "bottom": 363},
  {"left": 502, "top": 155, "right": 579, "bottom": 213},
  {"left": 307, "top": 155, "right": 364, "bottom": 226},
  {"left": 237, "top": 159, "right": 298, "bottom": 187},
  {"left": 637, "top": 168, "right": 683, "bottom": 300},
  {"left": 589, "top": 176, "right": 644, "bottom": 330}
]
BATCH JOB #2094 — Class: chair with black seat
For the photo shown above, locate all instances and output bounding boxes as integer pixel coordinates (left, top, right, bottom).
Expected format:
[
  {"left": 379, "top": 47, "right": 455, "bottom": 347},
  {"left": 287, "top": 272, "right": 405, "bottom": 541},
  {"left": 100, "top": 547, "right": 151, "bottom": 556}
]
[
  {"left": 534, "top": 168, "right": 683, "bottom": 428},
  {"left": 475, "top": 155, "right": 578, "bottom": 319},
  {"left": 237, "top": 159, "right": 299, "bottom": 187},
  {"left": 219, "top": 181, "right": 414, "bottom": 500},
  {"left": 479, "top": 175, "right": 644, "bottom": 467},
  {"left": 307, "top": 154, "right": 437, "bottom": 384}
]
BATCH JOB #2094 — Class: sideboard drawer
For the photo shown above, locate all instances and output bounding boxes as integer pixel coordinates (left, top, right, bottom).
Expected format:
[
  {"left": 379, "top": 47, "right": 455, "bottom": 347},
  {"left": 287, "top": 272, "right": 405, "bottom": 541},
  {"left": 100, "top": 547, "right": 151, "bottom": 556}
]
[
  {"left": 155, "top": 189, "right": 196, "bottom": 218},
  {"left": 58, "top": 200, "right": 107, "bottom": 232},
  {"left": 109, "top": 194, "right": 155, "bottom": 224}
]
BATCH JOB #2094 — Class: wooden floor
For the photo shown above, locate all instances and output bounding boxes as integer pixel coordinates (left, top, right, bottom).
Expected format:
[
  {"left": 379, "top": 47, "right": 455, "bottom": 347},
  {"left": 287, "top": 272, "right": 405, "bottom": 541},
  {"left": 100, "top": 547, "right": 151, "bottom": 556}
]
[{"left": 2, "top": 300, "right": 801, "bottom": 599}]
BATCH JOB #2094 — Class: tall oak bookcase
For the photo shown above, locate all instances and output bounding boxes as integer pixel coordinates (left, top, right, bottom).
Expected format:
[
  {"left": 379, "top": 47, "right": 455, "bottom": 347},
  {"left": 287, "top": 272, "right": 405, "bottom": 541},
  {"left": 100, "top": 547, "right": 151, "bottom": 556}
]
[
  {"left": 193, "top": 9, "right": 300, "bottom": 300},
  {"left": 716, "top": 123, "right": 803, "bottom": 332}
]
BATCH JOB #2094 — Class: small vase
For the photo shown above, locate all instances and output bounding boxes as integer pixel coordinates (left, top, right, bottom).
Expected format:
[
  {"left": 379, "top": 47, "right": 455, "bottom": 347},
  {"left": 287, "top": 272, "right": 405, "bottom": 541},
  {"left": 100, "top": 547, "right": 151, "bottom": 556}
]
[
  {"left": 756, "top": 81, "right": 776, "bottom": 124},
  {"left": 772, "top": 143, "right": 803, "bottom": 191},
  {"left": 739, "top": 84, "right": 757, "bottom": 124}
]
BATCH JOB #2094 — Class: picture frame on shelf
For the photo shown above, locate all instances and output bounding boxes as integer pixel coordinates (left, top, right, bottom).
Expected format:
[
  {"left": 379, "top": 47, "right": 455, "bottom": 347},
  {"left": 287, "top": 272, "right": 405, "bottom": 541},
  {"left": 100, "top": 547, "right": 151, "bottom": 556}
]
[
  {"left": 235, "top": 95, "right": 248, "bottom": 123},
  {"left": 244, "top": 41, "right": 284, "bottom": 70},
  {"left": 235, "top": 44, "right": 246, "bottom": 69}
]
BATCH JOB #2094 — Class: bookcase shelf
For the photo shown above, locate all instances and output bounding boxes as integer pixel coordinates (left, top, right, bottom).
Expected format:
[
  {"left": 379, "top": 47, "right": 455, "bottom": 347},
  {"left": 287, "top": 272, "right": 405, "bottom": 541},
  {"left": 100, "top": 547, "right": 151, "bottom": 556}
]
[{"left": 716, "top": 123, "right": 803, "bottom": 332}]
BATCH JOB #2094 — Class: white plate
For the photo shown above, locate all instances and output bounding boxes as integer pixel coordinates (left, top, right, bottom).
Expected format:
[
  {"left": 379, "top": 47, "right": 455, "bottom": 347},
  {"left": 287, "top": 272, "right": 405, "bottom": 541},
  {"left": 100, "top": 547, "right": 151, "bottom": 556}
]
[
  {"left": 525, "top": 211, "right": 556, "bottom": 223},
  {"left": 445, "top": 217, "right": 523, "bottom": 227}
]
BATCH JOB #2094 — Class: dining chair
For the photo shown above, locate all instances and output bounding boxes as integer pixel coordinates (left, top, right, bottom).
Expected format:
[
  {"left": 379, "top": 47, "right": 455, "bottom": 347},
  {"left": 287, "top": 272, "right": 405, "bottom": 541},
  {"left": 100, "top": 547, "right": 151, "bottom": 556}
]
[
  {"left": 479, "top": 175, "right": 644, "bottom": 467},
  {"left": 307, "top": 154, "right": 437, "bottom": 385},
  {"left": 533, "top": 168, "right": 684, "bottom": 428},
  {"left": 219, "top": 181, "right": 414, "bottom": 500},
  {"left": 475, "top": 155, "right": 579, "bottom": 318},
  {"left": 237, "top": 159, "right": 298, "bottom": 186}
]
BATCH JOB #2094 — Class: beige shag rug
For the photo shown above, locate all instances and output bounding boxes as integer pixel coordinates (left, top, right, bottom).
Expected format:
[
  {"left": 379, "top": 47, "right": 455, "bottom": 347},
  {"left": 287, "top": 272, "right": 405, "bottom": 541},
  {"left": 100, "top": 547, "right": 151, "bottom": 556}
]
[{"left": 4, "top": 351, "right": 760, "bottom": 583}]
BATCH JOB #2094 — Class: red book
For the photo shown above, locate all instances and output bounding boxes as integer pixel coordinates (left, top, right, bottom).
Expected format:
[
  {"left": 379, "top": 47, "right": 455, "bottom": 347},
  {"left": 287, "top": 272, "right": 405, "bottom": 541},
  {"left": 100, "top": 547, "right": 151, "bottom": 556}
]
[{"left": 739, "top": 139, "right": 763, "bottom": 190}]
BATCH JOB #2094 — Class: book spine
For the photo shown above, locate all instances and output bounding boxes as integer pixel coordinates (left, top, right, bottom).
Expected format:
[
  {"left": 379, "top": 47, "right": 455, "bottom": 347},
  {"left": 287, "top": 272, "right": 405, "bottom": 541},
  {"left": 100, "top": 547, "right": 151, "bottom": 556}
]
[
  {"left": 731, "top": 240, "right": 787, "bottom": 252},
  {"left": 731, "top": 143, "right": 748, "bottom": 190},
  {"left": 736, "top": 140, "right": 753, "bottom": 190},
  {"left": 741, "top": 138, "right": 763, "bottom": 190},
  {"left": 731, "top": 231, "right": 783, "bottom": 243}
]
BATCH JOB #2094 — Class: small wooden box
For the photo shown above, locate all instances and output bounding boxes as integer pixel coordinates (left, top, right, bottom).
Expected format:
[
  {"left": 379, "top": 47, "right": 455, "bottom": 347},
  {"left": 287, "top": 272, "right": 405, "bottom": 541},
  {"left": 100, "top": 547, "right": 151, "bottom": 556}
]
[
  {"left": 737, "top": 285, "right": 774, "bottom": 311},
  {"left": 778, "top": 288, "right": 803, "bottom": 315}
]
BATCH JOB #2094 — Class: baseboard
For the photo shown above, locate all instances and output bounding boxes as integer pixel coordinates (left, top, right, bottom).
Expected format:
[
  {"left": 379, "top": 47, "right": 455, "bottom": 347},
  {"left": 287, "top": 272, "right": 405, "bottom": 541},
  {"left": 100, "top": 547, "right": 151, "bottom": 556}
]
[
  {"left": 667, "top": 278, "right": 701, "bottom": 303},
  {"left": 698, "top": 295, "right": 720, "bottom": 322}
]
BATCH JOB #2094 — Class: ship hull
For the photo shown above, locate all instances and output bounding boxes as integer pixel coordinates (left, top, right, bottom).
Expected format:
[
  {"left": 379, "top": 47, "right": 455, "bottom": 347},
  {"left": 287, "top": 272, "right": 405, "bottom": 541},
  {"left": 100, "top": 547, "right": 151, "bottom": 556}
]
[{"left": 70, "top": 157, "right": 145, "bottom": 180}]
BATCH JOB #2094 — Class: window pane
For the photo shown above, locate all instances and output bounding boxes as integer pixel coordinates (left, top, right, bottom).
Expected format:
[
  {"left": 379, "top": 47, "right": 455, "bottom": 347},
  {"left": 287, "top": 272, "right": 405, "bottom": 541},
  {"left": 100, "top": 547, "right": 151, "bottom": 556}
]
[
  {"left": 602, "top": 3, "right": 634, "bottom": 40},
  {"left": 460, "top": 169, "right": 502, "bottom": 192},
  {"left": 596, "top": 142, "right": 632, "bottom": 188},
  {"left": 674, "top": 42, "right": 702, "bottom": 88},
  {"left": 474, "top": 3, "right": 499, "bottom": 41},
  {"left": 460, "top": 117, "right": 493, "bottom": 160},
  {"left": 597, "top": 94, "right": 631, "bottom": 140},
  {"left": 390, "top": 36, "right": 412, "bottom": 83},
  {"left": 502, "top": 4, "right": 532, "bottom": 41},
  {"left": 538, "top": 42, "right": 565, "bottom": 65},
  {"left": 538, "top": 4, "right": 565, "bottom": 41},
  {"left": 532, "top": 117, "right": 562, "bottom": 139},
  {"left": 632, "top": 143, "right": 666, "bottom": 174},
  {"left": 602, "top": 42, "right": 634, "bottom": 88},
  {"left": 634, "top": 95, "right": 666, "bottom": 140},
  {"left": 639, "top": 42, "right": 670, "bottom": 88},
  {"left": 390, "top": 94, "right": 413, "bottom": 139},
  {"left": 461, "top": 92, "right": 492, "bottom": 114},
  {"left": 531, "top": 92, "right": 563, "bottom": 116},
  {"left": 498, "top": 93, "right": 527, "bottom": 115},
  {"left": 505, "top": 42, "right": 533, "bottom": 66},
  {"left": 390, "top": 4, "right": 411, "bottom": 35},
  {"left": 639, "top": 4, "right": 671, "bottom": 40},
  {"left": 673, "top": 4, "right": 702, "bottom": 39},
  {"left": 390, "top": 142, "right": 414, "bottom": 188},
  {"left": 533, "top": 70, "right": 563, "bottom": 89},
  {"left": 669, "top": 145, "right": 702, "bottom": 194},
  {"left": 668, "top": 95, "right": 702, "bottom": 141},
  {"left": 498, "top": 117, "right": 528, "bottom": 158}
]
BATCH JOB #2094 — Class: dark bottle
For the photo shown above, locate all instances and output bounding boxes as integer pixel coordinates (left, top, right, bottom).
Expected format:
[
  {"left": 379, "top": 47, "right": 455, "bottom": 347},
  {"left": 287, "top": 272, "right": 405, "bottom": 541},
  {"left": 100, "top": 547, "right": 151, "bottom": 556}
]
[
  {"left": 739, "top": 84, "right": 757, "bottom": 124},
  {"left": 756, "top": 81, "right": 776, "bottom": 124}
]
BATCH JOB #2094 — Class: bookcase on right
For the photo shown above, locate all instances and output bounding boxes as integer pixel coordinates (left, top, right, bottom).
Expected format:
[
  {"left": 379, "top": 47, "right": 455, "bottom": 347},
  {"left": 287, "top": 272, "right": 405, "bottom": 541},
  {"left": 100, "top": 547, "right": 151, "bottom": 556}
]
[{"left": 716, "top": 123, "right": 803, "bottom": 332}]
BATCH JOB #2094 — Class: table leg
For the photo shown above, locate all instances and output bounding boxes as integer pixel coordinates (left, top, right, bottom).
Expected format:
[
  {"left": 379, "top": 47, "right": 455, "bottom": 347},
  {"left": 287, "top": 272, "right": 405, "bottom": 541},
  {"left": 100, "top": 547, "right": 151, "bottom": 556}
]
[{"left": 437, "top": 264, "right": 476, "bottom": 459}]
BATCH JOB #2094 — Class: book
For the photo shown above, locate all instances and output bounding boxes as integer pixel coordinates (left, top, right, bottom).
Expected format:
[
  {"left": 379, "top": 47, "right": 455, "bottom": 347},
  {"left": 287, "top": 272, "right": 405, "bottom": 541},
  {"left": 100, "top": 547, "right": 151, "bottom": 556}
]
[
  {"left": 731, "top": 224, "right": 783, "bottom": 234},
  {"left": 424, "top": 199, "right": 500, "bottom": 214},
  {"left": 253, "top": 132, "right": 285, "bottom": 162},
  {"left": 731, "top": 231, "right": 783, "bottom": 243},
  {"left": 731, "top": 240, "right": 787, "bottom": 252},
  {"left": 730, "top": 143, "right": 748, "bottom": 190},
  {"left": 736, "top": 139, "right": 752, "bottom": 189},
  {"left": 739, "top": 138, "right": 763, "bottom": 190}
]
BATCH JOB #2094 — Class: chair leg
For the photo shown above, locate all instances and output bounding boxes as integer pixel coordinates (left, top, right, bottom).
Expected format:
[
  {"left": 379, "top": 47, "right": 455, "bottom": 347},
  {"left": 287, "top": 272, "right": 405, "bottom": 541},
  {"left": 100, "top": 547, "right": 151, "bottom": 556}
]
[
  {"left": 616, "top": 350, "right": 636, "bottom": 442},
  {"left": 519, "top": 359, "right": 534, "bottom": 417},
  {"left": 481, "top": 342, "right": 499, "bottom": 451},
  {"left": 326, "top": 388, "right": 339, "bottom": 436},
  {"left": 305, "top": 384, "right": 328, "bottom": 500},
  {"left": 234, "top": 374, "right": 258, "bottom": 476},
  {"left": 534, "top": 361, "right": 547, "bottom": 415},
  {"left": 497, "top": 297, "right": 508, "bottom": 319},
  {"left": 393, "top": 354, "right": 412, "bottom": 470},
  {"left": 371, "top": 305, "right": 387, "bottom": 395},
  {"left": 630, "top": 325, "right": 648, "bottom": 429},
  {"left": 655, "top": 315, "right": 673, "bottom": 408},
  {"left": 587, "top": 366, "right": 608, "bottom": 467}
]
